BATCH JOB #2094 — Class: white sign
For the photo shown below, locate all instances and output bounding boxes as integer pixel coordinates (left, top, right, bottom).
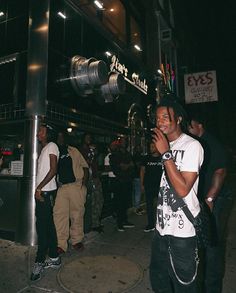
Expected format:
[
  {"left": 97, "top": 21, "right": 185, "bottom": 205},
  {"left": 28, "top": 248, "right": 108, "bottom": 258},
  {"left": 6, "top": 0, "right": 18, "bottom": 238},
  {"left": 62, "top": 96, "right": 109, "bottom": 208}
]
[
  {"left": 110, "top": 55, "right": 148, "bottom": 95},
  {"left": 184, "top": 70, "right": 218, "bottom": 104}
]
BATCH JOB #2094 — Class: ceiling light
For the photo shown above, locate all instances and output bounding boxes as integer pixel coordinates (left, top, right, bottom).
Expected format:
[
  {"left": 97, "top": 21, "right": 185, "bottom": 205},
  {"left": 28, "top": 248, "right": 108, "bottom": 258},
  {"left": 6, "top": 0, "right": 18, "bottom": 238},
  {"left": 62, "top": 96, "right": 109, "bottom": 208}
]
[
  {"left": 110, "top": 8, "right": 114, "bottom": 12},
  {"left": 134, "top": 44, "right": 142, "bottom": 51},
  {"left": 57, "top": 11, "right": 66, "bottom": 19},
  {"left": 105, "top": 51, "right": 112, "bottom": 57},
  {"left": 0, "top": 11, "right": 5, "bottom": 17},
  {"left": 94, "top": 0, "right": 103, "bottom": 9},
  {"left": 67, "top": 128, "right": 72, "bottom": 133}
]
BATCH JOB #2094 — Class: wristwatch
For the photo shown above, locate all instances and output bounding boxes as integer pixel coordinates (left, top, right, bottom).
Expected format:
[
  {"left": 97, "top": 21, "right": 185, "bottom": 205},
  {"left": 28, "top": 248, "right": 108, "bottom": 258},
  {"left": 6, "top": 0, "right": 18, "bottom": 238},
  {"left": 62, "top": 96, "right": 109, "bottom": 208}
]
[
  {"left": 206, "top": 196, "right": 214, "bottom": 202},
  {"left": 161, "top": 151, "right": 173, "bottom": 162}
]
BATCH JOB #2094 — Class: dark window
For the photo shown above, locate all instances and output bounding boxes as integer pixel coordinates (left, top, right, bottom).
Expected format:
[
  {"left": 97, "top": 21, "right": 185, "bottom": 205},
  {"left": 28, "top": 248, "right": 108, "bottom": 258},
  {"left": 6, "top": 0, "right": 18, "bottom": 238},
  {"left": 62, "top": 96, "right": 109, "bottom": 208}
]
[
  {"left": 0, "top": 60, "right": 16, "bottom": 104},
  {"left": 6, "top": 16, "right": 28, "bottom": 54}
]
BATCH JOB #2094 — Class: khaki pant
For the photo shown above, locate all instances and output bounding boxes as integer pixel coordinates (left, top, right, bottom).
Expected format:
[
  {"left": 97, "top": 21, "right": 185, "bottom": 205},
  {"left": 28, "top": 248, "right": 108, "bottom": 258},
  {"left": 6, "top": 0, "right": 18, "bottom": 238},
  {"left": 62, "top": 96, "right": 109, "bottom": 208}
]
[{"left": 53, "top": 182, "right": 87, "bottom": 252}]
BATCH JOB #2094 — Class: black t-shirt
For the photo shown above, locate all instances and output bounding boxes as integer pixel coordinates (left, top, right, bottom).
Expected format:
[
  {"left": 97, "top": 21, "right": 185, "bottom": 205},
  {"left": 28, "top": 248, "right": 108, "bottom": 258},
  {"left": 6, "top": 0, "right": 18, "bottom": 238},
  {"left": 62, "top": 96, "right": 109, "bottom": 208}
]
[
  {"left": 141, "top": 154, "right": 163, "bottom": 188},
  {"left": 198, "top": 131, "right": 227, "bottom": 198},
  {"left": 58, "top": 145, "right": 76, "bottom": 184},
  {"left": 110, "top": 150, "right": 135, "bottom": 181}
]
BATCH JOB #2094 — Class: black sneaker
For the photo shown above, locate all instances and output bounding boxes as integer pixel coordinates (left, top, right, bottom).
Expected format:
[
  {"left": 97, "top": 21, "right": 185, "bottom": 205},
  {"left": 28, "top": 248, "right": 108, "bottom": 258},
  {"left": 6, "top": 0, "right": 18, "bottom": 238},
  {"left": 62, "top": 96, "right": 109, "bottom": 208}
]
[
  {"left": 144, "top": 225, "right": 155, "bottom": 232},
  {"left": 30, "top": 262, "right": 44, "bottom": 281},
  {"left": 117, "top": 225, "right": 125, "bottom": 232},
  {"left": 135, "top": 207, "right": 145, "bottom": 216},
  {"left": 72, "top": 242, "right": 84, "bottom": 252},
  {"left": 44, "top": 256, "right": 61, "bottom": 269},
  {"left": 123, "top": 222, "right": 135, "bottom": 228}
]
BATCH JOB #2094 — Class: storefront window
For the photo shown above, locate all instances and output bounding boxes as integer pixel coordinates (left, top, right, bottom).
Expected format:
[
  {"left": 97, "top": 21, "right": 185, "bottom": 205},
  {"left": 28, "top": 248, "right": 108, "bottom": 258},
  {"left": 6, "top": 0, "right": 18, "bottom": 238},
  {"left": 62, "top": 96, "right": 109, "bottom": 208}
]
[
  {"left": 79, "top": 0, "right": 126, "bottom": 44},
  {"left": 102, "top": 0, "right": 126, "bottom": 43},
  {"left": 0, "top": 121, "right": 25, "bottom": 175},
  {"left": 0, "top": 0, "right": 28, "bottom": 57}
]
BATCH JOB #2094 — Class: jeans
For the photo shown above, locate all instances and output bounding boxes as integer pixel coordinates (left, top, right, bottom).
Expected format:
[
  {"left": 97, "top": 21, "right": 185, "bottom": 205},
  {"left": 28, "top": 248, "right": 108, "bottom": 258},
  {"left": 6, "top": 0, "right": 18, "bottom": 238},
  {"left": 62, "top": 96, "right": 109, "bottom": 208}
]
[
  {"left": 150, "top": 231, "right": 198, "bottom": 293},
  {"left": 35, "top": 190, "right": 58, "bottom": 263},
  {"left": 145, "top": 186, "right": 159, "bottom": 227}
]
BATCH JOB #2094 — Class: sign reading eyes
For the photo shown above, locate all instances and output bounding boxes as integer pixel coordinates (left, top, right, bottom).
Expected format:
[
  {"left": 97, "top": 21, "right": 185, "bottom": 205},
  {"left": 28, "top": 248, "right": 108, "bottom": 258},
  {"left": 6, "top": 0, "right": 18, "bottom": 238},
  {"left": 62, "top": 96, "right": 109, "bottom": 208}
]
[{"left": 110, "top": 55, "right": 148, "bottom": 95}]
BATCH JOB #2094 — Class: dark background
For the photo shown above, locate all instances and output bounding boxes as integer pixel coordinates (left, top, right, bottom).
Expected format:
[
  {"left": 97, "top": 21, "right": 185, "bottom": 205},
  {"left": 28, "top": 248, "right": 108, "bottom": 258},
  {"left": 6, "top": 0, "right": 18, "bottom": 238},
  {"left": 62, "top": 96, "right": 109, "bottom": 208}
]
[{"left": 173, "top": 0, "right": 236, "bottom": 146}]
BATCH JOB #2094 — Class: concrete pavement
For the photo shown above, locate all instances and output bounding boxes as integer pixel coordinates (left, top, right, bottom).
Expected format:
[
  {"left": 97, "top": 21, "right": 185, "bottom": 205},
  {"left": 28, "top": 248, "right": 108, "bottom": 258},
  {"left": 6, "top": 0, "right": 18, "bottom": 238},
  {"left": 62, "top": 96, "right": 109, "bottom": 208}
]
[{"left": 0, "top": 174, "right": 235, "bottom": 293}]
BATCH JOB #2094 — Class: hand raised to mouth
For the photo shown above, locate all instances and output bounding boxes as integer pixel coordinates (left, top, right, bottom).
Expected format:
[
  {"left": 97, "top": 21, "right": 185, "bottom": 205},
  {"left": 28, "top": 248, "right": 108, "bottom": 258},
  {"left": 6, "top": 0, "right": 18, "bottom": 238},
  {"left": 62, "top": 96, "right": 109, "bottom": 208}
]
[{"left": 152, "top": 128, "right": 170, "bottom": 155}]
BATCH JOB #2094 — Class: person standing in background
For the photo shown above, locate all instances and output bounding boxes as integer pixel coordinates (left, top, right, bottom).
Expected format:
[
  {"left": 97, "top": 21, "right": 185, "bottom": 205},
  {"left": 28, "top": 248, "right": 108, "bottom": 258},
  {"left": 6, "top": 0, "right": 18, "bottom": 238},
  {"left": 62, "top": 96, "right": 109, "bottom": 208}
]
[
  {"left": 53, "top": 131, "right": 89, "bottom": 255},
  {"left": 132, "top": 145, "right": 145, "bottom": 216},
  {"left": 80, "top": 133, "right": 104, "bottom": 233},
  {"left": 104, "top": 141, "right": 120, "bottom": 218},
  {"left": 140, "top": 141, "right": 162, "bottom": 232},
  {"left": 109, "top": 137, "right": 135, "bottom": 231},
  {"left": 188, "top": 114, "right": 231, "bottom": 293},
  {"left": 31, "top": 124, "right": 60, "bottom": 282}
]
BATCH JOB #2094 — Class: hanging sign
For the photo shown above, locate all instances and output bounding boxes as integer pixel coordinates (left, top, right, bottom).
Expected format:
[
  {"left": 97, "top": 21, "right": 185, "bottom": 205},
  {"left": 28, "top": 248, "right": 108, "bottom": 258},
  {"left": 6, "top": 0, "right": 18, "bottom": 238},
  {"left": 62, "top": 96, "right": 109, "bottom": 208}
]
[
  {"left": 184, "top": 70, "right": 218, "bottom": 104},
  {"left": 110, "top": 55, "right": 148, "bottom": 95}
]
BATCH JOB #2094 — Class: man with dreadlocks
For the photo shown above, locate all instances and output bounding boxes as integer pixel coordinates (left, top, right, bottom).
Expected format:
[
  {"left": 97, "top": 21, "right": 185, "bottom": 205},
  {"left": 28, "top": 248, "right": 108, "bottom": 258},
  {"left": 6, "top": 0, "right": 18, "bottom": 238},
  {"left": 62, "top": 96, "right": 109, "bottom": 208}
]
[{"left": 149, "top": 94, "right": 204, "bottom": 293}]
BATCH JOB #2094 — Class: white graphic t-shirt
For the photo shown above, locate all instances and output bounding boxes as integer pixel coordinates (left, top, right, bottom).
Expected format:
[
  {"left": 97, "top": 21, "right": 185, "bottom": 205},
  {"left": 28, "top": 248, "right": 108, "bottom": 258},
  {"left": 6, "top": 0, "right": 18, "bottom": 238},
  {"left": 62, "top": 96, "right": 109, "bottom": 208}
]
[
  {"left": 156, "top": 133, "right": 204, "bottom": 238},
  {"left": 36, "top": 142, "right": 59, "bottom": 191}
]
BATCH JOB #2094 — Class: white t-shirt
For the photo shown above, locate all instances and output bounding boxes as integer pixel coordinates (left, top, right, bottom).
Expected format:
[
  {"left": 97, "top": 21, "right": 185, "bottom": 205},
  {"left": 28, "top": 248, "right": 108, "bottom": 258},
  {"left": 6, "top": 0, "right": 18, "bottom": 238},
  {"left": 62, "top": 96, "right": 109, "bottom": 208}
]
[
  {"left": 36, "top": 142, "right": 59, "bottom": 191},
  {"left": 156, "top": 133, "right": 204, "bottom": 238},
  {"left": 104, "top": 153, "right": 116, "bottom": 178}
]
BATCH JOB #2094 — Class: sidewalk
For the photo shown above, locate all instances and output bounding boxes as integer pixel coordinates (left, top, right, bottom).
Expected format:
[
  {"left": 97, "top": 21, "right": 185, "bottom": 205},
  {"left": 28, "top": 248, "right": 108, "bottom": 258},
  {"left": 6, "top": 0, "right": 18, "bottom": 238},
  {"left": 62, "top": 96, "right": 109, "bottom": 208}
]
[
  {"left": 0, "top": 176, "right": 235, "bottom": 293},
  {"left": 0, "top": 213, "right": 154, "bottom": 293}
]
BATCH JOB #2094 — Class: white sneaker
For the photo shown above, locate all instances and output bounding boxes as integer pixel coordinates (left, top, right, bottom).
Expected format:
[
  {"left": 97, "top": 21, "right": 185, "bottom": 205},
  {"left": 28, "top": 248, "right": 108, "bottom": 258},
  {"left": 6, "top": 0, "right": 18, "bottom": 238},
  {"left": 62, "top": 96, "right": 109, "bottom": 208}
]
[{"left": 44, "top": 256, "right": 61, "bottom": 269}]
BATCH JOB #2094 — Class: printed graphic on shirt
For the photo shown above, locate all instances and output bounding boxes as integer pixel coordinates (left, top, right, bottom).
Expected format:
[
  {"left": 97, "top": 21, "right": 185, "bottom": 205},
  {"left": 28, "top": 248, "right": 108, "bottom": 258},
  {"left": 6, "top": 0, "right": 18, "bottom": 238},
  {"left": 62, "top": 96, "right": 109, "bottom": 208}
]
[
  {"left": 157, "top": 176, "right": 186, "bottom": 230},
  {"left": 155, "top": 133, "right": 203, "bottom": 238}
]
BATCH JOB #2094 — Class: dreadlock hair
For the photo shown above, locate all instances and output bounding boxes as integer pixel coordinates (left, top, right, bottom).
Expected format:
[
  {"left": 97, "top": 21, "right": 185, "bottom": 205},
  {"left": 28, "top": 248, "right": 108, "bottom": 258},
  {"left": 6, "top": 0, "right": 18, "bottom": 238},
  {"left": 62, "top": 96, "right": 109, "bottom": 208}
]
[{"left": 156, "top": 93, "right": 188, "bottom": 131}]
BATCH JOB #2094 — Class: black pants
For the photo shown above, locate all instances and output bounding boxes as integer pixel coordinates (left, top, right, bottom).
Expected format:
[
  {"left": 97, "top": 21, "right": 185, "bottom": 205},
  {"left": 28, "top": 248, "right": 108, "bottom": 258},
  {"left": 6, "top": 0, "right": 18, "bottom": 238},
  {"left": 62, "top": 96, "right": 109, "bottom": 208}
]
[
  {"left": 203, "top": 191, "right": 233, "bottom": 293},
  {"left": 150, "top": 231, "right": 198, "bottom": 293},
  {"left": 145, "top": 186, "right": 159, "bottom": 227},
  {"left": 112, "top": 178, "right": 132, "bottom": 227},
  {"left": 35, "top": 190, "right": 58, "bottom": 263}
]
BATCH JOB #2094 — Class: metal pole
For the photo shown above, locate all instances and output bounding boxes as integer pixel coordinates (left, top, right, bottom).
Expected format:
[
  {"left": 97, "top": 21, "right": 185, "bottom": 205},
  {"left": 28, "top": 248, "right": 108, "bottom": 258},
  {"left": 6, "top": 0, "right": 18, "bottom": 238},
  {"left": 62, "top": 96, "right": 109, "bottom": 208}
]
[
  {"left": 16, "top": 116, "right": 40, "bottom": 245},
  {"left": 15, "top": 0, "right": 50, "bottom": 245}
]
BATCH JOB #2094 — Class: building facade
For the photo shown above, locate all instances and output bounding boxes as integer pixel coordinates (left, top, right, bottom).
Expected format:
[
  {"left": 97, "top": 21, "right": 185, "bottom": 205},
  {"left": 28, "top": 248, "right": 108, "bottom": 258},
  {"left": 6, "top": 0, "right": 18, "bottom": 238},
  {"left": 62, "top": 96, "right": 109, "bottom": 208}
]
[{"left": 0, "top": 0, "right": 179, "bottom": 244}]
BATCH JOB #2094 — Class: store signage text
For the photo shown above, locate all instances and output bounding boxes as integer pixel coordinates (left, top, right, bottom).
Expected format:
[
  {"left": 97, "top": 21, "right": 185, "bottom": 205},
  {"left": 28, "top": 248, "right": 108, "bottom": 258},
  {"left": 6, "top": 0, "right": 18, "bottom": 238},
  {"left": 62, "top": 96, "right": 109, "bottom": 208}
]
[
  {"left": 184, "top": 71, "right": 218, "bottom": 104},
  {"left": 110, "top": 55, "right": 148, "bottom": 95}
]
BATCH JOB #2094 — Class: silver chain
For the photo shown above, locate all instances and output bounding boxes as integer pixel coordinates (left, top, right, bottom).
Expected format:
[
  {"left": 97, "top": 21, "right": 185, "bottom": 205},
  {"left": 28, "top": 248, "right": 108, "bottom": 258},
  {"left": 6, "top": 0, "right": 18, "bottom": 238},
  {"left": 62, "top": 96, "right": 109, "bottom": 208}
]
[{"left": 168, "top": 246, "right": 199, "bottom": 285}]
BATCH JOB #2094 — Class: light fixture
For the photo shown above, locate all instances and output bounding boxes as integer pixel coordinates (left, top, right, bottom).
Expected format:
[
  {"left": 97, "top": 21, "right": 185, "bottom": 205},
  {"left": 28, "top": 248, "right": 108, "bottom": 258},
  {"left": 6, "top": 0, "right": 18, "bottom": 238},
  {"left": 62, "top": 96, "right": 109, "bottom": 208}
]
[
  {"left": 67, "top": 127, "right": 72, "bottom": 133},
  {"left": 94, "top": 0, "right": 103, "bottom": 9},
  {"left": 157, "top": 69, "right": 163, "bottom": 75},
  {"left": 105, "top": 51, "right": 112, "bottom": 57},
  {"left": 110, "top": 8, "right": 114, "bottom": 12},
  {"left": 0, "top": 11, "right": 4, "bottom": 17},
  {"left": 57, "top": 11, "right": 66, "bottom": 19},
  {"left": 134, "top": 44, "right": 142, "bottom": 51}
]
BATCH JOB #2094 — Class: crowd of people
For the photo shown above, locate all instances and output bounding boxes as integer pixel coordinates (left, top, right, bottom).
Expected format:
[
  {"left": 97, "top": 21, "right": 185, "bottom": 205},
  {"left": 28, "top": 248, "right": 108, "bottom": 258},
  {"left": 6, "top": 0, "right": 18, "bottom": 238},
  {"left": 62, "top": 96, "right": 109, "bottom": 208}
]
[
  {"left": 30, "top": 125, "right": 159, "bottom": 281},
  {"left": 28, "top": 94, "right": 232, "bottom": 293}
]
